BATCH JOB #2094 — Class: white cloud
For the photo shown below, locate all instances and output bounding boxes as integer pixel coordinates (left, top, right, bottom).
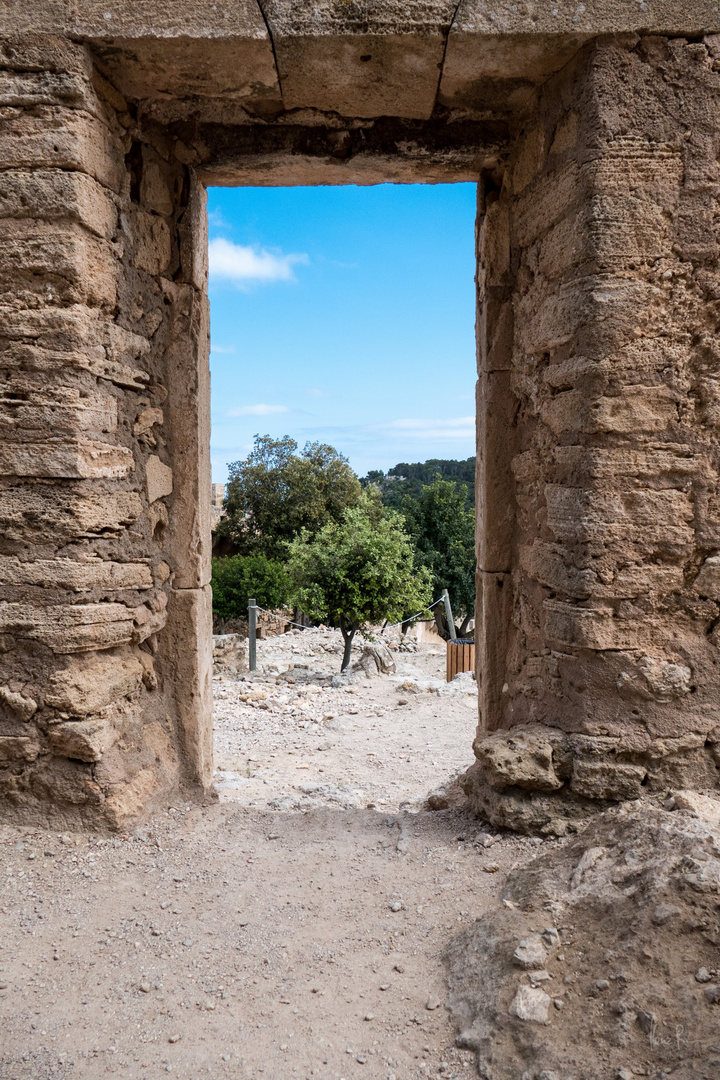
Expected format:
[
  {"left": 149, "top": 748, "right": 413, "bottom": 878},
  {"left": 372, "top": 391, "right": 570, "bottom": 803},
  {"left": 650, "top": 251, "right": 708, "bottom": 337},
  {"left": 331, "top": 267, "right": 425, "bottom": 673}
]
[
  {"left": 210, "top": 344, "right": 236, "bottom": 355},
  {"left": 225, "top": 404, "right": 290, "bottom": 417},
  {"left": 208, "top": 237, "right": 309, "bottom": 286}
]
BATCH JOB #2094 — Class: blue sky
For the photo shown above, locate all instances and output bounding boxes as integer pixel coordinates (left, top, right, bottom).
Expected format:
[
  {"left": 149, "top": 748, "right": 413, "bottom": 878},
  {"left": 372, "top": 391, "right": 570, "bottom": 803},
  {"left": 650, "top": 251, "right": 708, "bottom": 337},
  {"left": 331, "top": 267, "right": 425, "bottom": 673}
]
[{"left": 208, "top": 183, "right": 477, "bottom": 483}]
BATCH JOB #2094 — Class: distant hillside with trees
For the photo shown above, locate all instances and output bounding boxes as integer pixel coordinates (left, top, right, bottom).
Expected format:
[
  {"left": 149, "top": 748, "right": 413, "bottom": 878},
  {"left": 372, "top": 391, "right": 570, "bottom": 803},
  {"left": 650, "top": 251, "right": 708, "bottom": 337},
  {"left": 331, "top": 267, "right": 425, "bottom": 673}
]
[{"left": 361, "top": 456, "right": 475, "bottom": 509}]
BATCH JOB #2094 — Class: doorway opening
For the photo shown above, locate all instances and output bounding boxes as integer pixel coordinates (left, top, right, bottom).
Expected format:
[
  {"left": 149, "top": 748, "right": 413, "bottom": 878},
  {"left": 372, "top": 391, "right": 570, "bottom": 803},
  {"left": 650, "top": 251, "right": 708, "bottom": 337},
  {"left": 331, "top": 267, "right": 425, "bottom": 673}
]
[{"left": 206, "top": 183, "right": 479, "bottom": 813}]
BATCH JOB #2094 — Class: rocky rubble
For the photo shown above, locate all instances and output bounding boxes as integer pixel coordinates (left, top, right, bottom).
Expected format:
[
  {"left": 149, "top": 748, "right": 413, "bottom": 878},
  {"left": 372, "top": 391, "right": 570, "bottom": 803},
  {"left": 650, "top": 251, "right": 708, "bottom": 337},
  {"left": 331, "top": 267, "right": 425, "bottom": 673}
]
[
  {"left": 464, "top": 724, "right": 720, "bottom": 836},
  {"left": 446, "top": 793, "right": 720, "bottom": 1080}
]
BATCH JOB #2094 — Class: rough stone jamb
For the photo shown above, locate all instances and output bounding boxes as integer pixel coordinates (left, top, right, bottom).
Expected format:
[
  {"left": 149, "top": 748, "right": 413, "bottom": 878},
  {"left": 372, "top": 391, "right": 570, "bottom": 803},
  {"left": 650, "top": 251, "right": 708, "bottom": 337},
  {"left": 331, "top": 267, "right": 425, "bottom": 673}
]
[
  {"left": 0, "top": 34, "right": 212, "bottom": 829},
  {"left": 475, "top": 171, "right": 516, "bottom": 735},
  {"left": 466, "top": 35, "right": 720, "bottom": 831}
]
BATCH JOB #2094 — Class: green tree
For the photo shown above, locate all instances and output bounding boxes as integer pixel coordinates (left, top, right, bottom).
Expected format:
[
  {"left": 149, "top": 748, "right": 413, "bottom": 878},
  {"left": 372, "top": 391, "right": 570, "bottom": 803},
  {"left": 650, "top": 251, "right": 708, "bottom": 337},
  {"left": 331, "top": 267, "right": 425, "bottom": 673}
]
[
  {"left": 400, "top": 477, "right": 476, "bottom": 636},
  {"left": 216, "top": 435, "right": 362, "bottom": 558},
  {"left": 361, "top": 456, "right": 476, "bottom": 509},
  {"left": 211, "top": 554, "right": 290, "bottom": 622},
  {"left": 286, "top": 497, "right": 432, "bottom": 671}
]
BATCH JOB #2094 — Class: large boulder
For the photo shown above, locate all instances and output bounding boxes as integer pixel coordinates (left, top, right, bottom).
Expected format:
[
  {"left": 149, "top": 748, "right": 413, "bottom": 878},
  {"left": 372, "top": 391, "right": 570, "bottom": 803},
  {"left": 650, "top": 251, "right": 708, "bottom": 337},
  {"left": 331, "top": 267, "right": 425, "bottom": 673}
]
[{"left": 446, "top": 796, "right": 720, "bottom": 1080}]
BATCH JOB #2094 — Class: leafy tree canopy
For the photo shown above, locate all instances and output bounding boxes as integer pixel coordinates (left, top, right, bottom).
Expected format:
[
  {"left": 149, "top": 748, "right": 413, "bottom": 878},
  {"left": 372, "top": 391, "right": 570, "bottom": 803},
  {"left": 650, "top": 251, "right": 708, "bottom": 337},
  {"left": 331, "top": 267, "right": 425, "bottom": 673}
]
[
  {"left": 286, "top": 495, "right": 433, "bottom": 671},
  {"left": 400, "top": 477, "right": 476, "bottom": 632},
  {"left": 216, "top": 434, "right": 362, "bottom": 558},
  {"left": 361, "top": 456, "right": 475, "bottom": 510},
  {"left": 211, "top": 554, "right": 290, "bottom": 622}
]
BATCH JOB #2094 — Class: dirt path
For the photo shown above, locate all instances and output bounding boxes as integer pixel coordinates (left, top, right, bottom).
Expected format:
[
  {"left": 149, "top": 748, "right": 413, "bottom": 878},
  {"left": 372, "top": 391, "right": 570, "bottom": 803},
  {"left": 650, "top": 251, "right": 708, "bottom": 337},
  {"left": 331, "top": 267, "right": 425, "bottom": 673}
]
[{"left": 0, "top": 632, "right": 551, "bottom": 1080}]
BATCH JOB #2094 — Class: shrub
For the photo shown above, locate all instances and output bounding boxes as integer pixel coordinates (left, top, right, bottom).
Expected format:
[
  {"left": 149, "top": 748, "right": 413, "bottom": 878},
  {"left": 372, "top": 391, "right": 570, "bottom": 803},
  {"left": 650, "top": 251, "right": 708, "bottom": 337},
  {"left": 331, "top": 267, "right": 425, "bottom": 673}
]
[{"left": 211, "top": 554, "right": 290, "bottom": 621}]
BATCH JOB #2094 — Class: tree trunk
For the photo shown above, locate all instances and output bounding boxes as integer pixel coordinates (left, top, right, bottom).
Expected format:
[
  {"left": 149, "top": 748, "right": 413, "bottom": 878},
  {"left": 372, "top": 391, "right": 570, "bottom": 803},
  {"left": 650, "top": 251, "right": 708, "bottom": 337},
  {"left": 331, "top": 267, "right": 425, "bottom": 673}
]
[
  {"left": 458, "top": 614, "right": 472, "bottom": 638},
  {"left": 340, "top": 626, "right": 356, "bottom": 671}
]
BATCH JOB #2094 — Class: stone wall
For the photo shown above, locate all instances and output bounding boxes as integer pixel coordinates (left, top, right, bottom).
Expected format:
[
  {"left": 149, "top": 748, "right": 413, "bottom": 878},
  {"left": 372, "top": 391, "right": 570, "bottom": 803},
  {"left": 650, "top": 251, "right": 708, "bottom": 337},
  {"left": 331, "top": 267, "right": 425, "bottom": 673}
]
[
  {"left": 0, "top": 35, "right": 212, "bottom": 829},
  {"left": 469, "top": 36, "right": 720, "bottom": 832},
  {"left": 3, "top": 15, "right": 720, "bottom": 831}
]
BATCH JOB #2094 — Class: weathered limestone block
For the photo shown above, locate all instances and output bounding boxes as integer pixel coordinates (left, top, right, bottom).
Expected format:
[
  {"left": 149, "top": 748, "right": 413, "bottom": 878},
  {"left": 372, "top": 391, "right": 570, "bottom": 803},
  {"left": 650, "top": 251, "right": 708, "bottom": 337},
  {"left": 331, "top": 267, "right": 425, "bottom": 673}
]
[
  {"left": 0, "top": 106, "right": 126, "bottom": 191},
  {"left": 0, "top": 736, "right": 39, "bottom": 762},
  {"left": 0, "top": 488, "right": 143, "bottom": 542},
  {"left": 0, "top": 438, "right": 133, "bottom": 479},
  {"left": 162, "top": 266, "right": 211, "bottom": 590},
  {"left": 45, "top": 650, "right": 144, "bottom": 715},
  {"left": 0, "top": 221, "right": 119, "bottom": 308},
  {"left": 473, "top": 729, "right": 562, "bottom": 793},
  {"left": 262, "top": 0, "right": 458, "bottom": 119},
  {"left": 0, "top": 385, "right": 118, "bottom": 435},
  {"left": 0, "top": 556, "right": 153, "bottom": 592},
  {"left": 520, "top": 542, "right": 683, "bottom": 601},
  {"left": 616, "top": 655, "right": 692, "bottom": 702},
  {"left": 570, "top": 760, "right": 647, "bottom": 802},
  {"left": 145, "top": 454, "right": 173, "bottom": 504},
  {"left": 101, "top": 767, "right": 163, "bottom": 831},
  {"left": 48, "top": 717, "right": 117, "bottom": 762},
  {"left": 694, "top": 557, "right": 720, "bottom": 600},
  {"left": 0, "top": 685, "right": 37, "bottom": 720},
  {"left": 162, "top": 586, "right": 213, "bottom": 789},
  {"left": 0, "top": 601, "right": 135, "bottom": 652},
  {"left": 0, "top": 170, "right": 117, "bottom": 238},
  {"left": 125, "top": 208, "right": 172, "bottom": 276}
]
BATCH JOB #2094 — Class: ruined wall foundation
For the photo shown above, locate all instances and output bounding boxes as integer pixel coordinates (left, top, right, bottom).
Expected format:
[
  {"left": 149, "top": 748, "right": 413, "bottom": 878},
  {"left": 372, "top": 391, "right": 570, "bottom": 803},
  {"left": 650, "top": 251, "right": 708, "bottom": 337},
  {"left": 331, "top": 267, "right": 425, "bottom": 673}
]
[
  {"left": 470, "top": 35, "right": 720, "bottom": 832},
  {"left": 0, "top": 34, "right": 212, "bottom": 828},
  {"left": 3, "top": 3, "right": 720, "bottom": 829}
]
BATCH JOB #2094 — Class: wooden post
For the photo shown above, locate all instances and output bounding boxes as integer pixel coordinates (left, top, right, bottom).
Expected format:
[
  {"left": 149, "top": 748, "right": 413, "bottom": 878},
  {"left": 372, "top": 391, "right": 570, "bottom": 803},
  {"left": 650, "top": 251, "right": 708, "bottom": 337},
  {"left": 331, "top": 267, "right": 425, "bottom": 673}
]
[
  {"left": 248, "top": 597, "right": 257, "bottom": 672},
  {"left": 442, "top": 589, "right": 457, "bottom": 640}
]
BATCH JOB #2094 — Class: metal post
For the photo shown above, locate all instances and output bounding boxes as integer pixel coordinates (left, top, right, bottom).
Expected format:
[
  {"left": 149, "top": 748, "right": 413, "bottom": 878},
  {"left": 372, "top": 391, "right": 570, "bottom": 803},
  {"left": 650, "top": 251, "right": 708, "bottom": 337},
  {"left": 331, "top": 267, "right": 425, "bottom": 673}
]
[
  {"left": 248, "top": 597, "right": 257, "bottom": 671},
  {"left": 442, "top": 589, "right": 457, "bottom": 640}
]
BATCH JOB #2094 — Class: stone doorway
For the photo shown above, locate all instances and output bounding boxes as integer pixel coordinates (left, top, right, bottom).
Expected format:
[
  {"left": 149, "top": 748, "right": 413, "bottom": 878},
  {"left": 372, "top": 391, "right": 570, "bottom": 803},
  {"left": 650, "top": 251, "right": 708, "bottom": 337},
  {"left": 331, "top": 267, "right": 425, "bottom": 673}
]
[{"left": 3, "top": 12, "right": 720, "bottom": 831}]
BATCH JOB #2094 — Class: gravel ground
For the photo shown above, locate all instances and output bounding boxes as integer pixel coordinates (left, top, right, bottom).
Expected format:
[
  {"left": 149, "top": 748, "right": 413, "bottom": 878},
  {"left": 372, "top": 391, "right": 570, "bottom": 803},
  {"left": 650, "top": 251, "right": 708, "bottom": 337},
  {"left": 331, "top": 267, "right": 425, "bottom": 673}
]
[
  {"left": 0, "top": 629, "right": 551, "bottom": 1080},
  {"left": 213, "top": 628, "right": 478, "bottom": 813}
]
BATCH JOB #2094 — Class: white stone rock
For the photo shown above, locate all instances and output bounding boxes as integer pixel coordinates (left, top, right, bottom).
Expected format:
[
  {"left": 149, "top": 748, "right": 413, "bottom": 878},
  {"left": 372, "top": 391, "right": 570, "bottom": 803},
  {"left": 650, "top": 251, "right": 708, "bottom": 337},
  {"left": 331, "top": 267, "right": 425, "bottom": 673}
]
[
  {"left": 513, "top": 934, "right": 548, "bottom": 970},
  {"left": 508, "top": 985, "right": 551, "bottom": 1024}
]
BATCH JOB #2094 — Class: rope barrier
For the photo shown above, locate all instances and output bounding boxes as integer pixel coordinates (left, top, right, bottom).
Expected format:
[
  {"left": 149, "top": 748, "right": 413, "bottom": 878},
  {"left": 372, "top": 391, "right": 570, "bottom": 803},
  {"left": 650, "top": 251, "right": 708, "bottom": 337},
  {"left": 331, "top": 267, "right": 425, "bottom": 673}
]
[{"left": 250, "top": 599, "right": 445, "bottom": 634}]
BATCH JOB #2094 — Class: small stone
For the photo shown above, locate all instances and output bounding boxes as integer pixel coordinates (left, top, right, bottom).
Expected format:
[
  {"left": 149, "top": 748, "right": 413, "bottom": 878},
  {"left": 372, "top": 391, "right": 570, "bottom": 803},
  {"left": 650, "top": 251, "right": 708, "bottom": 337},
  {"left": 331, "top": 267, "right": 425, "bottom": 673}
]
[
  {"left": 508, "top": 985, "right": 551, "bottom": 1024},
  {"left": 529, "top": 970, "right": 551, "bottom": 984},
  {"left": 425, "top": 996, "right": 440, "bottom": 1011},
  {"left": 513, "top": 935, "right": 548, "bottom": 970},
  {"left": 139, "top": 982, "right": 151, "bottom": 993},
  {"left": 617, "top": 1070, "right": 634, "bottom": 1080},
  {"left": 168, "top": 1034, "right": 181, "bottom": 1044},
  {"left": 393, "top": 964, "right": 405, "bottom": 973},
  {"left": 651, "top": 903, "right": 680, "bottom": 926},
  {"left": 636, "top": 1009, "right": 656, "bottom": 1033},
  {"left": 389, "top": 901, "right": 402, "bottom": 912},
  {"left": 221, "top": 1054, "right": 231, "bottom": 1061},
  {"left": 696, "top": 967, "right": 712, "bottom": 983},
  {"left": 596, "top": 980, "right": 610, "bottom": 991},
  {"left": 538, "top": 1072, "right": 560, "bottom": 1080},
  {"left": 364, "top": 1013, "right": 374, "bottom": 1021},
  {"left": 542, "top": 928, "right": 560, "bottom": 947},
  {"left": 483, "top": 864, "right": 500, "bottom": 873},
  {"left": 379, "top": 983, "right": 390, "bottom": 990},
  {"left": 553, "top": 998, "right": 564, "bottom": 1011},
  {"left": 705, "top": 985, "right": 720, "bottom": 1004},
  {"left": 0, "top": 982, "right": 8, "bottom": 990},
  {"left": 356, "top": 1055, "right": 367, "bottom": 1064},
  {"left": 182, "top": 939, "right": 193, "bottom": 947}
]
